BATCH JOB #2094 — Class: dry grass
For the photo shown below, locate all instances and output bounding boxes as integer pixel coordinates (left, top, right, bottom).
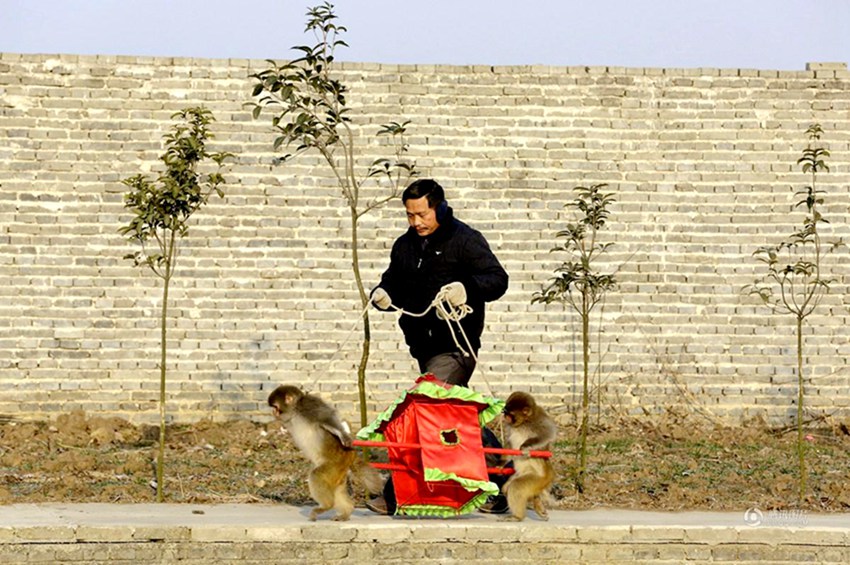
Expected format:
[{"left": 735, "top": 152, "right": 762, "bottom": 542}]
[{"left": 2, "top": 410, "right": 849, "bottom": 512}]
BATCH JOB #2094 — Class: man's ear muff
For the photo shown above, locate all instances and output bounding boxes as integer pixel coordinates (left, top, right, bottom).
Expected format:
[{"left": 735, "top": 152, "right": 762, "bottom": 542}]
[{"left": 436, "top": 200, "right": 448, "bottom": 222}]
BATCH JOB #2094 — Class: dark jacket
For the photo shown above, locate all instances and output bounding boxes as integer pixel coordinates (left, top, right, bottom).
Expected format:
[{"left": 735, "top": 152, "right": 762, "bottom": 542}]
[{"left": 375, "top": 207, "right": 508, "bottom": 363}]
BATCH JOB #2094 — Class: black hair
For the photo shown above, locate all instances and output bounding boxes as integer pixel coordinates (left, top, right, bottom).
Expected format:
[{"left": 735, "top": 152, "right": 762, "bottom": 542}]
[{"left": 402, "top": 179, "right": 445, "bottom": 209}]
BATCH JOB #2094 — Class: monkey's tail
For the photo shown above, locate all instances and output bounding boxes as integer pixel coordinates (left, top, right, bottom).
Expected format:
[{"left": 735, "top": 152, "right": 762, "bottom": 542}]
[{"left": 350, "top": 458, "right": 384, "bottom": 495}]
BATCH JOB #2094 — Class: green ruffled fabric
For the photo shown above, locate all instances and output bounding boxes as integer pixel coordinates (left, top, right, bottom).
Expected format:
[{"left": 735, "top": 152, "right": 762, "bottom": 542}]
[
  {"left": 421, "top": 467, "right": 499, "bottom": 496},
  {"left": 395, "top": 490, "right": 493, "bottom": 517},
  {"left": 356, "top": 377, "right": 505, "bottom": 442}
]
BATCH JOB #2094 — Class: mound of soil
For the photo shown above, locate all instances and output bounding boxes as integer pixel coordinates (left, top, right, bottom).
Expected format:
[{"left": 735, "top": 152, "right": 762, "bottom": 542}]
[{"left": 2, "top": 410, "right": 849, "bottom": 512}]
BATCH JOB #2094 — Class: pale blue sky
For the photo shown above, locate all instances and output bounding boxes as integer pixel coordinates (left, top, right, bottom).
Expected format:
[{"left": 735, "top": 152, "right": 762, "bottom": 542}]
[{"left": 2, "top": 0, "right": 848, "bottom": 70}]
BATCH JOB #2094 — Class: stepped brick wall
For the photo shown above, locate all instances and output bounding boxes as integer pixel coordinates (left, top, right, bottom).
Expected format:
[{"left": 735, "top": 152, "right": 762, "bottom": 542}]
[{"left": 1, "top": 53, "right": 849, "bottom": 425}]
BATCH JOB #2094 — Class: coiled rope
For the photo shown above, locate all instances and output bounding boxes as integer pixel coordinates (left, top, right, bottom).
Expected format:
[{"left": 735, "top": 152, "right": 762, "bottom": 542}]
[
  {"left": 385, "top": 285, "right": 477, "bottom": 362},
  {"left": 304, "top": 288, "right": 479, "bottom": 392}
]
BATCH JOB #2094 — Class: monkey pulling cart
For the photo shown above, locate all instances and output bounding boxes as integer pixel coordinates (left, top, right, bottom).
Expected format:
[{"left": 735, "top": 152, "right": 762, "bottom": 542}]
[{"left": 352, "top": 374, "right": 552, "bottom": 517}]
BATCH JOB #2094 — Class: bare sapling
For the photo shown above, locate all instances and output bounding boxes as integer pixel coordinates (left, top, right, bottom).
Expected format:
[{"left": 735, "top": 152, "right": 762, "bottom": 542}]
[
  {"left": 248, "top": 2, "right": 417, "bottom": 429},
  {"left": 119, "top": 107, "right": 233, "bottom": 501},
  {"left": 747, "top": 123, "right": 837, "bottom": 504},
  {"left": 532, "top": 184, "right": 617, "bottom": 493}
]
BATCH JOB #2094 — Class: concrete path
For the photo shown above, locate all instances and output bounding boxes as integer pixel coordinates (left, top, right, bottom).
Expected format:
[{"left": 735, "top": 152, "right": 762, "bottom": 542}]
[{"left": 0, "top": 503, "right": 845, "bottom": 530}]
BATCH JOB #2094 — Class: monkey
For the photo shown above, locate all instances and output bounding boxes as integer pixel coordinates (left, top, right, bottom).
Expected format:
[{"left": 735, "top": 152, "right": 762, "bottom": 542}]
[
  {"left": 267, "top": 385, "right": 383, "bottom": 521},
  {"left": 500, "top": 391, "right": 557, "bottom": 521}
]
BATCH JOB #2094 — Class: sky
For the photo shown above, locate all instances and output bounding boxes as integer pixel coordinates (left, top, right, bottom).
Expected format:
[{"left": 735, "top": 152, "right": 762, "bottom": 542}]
[{"left": 2, "top": 0, "right": 849, "bottom": 71}]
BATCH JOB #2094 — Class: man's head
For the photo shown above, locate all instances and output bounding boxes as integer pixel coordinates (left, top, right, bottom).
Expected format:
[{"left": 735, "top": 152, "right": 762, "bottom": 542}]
[{"left": 402, "top": 179, "right": 445, "bottom": 237}]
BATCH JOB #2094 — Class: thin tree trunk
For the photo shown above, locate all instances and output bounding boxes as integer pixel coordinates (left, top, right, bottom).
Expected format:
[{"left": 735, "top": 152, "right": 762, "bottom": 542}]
[
  {"left": 349, "top": 207, "right": 371, "bottom": 429},
  {"left": 796, "top": 315, "right": 806, "bottom": 504},
  {"left": 157, "top": 267, "right": 170, "bottom": 503},
  {"left": 578, "top": 293, "right": 590, "bottom": 493},
  {"left": 156, "top": 231, "right": 176, "bottom": 503}
]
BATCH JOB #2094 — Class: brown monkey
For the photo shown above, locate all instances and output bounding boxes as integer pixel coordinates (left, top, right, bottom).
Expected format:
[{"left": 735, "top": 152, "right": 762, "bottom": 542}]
[
  {"left": 500, "top": 391, "right": 557, "bottom": 521},
  {"left": 268, "top": 385, "right": 382, "bottom": 521}
]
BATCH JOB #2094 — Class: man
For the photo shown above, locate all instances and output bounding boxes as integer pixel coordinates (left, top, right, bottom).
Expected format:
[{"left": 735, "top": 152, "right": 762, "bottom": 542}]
[
  {"left": 368, "top": 178, "right": 510, "bottom": 514},
  {"left": 371, "top": 178, "right": 508, "bottom": 384}
]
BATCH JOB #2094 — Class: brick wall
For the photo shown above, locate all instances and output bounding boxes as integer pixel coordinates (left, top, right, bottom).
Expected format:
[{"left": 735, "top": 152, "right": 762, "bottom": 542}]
[{"left": 1, "top": 53, "right": 849, "bottom": 424}]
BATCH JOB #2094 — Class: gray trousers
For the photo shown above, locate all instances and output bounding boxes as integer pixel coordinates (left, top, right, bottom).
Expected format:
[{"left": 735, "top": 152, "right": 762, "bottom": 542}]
[{"left": 420, "top": 352, "right": 477, "bottom": 387}]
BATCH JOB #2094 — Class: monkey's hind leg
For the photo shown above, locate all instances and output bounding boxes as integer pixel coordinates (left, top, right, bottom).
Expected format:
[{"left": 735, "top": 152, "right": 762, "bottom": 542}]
[
  {"left": 331, "top": 481, "right": 354, "bottom": 521},
  {"left": 307, "top": 464, "right": 339, "bottom": 521},
  {"left": 531, "top": 494, "right": 550, "bottom": 521},
  {"left": 500, "top": 475, "right": 529, "bottom": 522},
  {"left": 308, "top": 459, "right": 353, "bottom": 521},
  {"left": 531, "top": 463, "right": 555, "bottom": 521},
  {"left": 307, "top": 463, "right": 350, "bottom": 521}
]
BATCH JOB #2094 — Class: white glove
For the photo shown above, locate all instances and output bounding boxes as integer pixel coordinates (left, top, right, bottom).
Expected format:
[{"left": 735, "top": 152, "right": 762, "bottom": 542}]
[
  {"left": 440, "top": 282, "right": 467, "bottom": 307},
  {"left": 371, "top": 287, "right": 392, "bottom": 309}
]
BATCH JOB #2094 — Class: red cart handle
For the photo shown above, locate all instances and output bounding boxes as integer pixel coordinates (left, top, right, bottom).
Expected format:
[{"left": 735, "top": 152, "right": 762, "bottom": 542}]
[{"left": 351, "top": 439, "right": 552, "bottom": 460}]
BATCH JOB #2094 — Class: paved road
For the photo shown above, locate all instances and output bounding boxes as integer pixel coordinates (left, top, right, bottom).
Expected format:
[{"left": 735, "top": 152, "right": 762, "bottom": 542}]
[{"left": 0, "top": 504, "right": 843, "bottom": 530}]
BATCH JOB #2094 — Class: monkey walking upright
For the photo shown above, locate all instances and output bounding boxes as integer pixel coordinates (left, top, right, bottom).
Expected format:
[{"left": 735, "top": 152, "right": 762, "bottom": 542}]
[
  {"left": 501, "top": 391, "right": 557, "bottom": 521},
  {"left": 268, "top": 385, "right": 383, "bottom": 521}
]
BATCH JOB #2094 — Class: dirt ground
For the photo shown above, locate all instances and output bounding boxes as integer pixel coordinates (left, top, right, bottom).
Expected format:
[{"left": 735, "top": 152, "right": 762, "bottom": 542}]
[{"left": 2, "top": 409, "right": 849, "bottom": 512}]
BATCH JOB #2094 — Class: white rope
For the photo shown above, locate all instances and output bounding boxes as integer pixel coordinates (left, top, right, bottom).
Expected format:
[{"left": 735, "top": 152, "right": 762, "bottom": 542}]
[
  {"left": 304, "top": 288, "right": 487, "bottom": 398},
  {"left": 387, "top": 286, "right": 477, "bottom": 362},
  {"left": 304, "top": 300, "right": 372, "bottom": 393}
]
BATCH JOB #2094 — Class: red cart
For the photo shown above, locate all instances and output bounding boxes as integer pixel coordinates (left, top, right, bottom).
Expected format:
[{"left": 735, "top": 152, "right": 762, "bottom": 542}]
[{"left": 353, "top": 374, "right": 552, "bottom": 517}]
